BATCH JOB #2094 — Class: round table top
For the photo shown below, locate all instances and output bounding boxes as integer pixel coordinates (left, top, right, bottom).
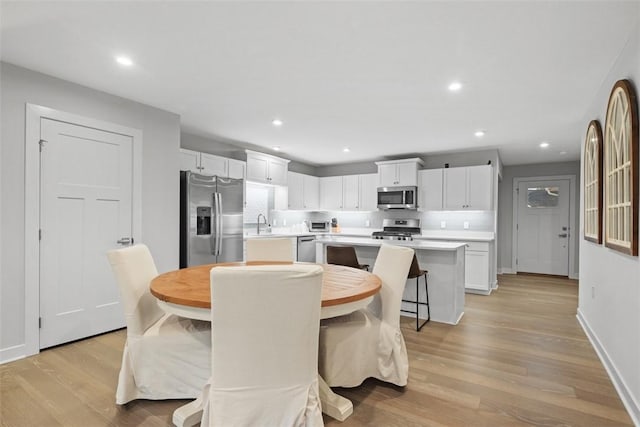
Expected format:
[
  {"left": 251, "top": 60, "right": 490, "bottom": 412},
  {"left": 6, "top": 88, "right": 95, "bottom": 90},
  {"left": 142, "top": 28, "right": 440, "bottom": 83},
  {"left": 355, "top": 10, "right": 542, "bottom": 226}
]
[{"left": 150, "top": 262, "right": 381, "bottom": 309}]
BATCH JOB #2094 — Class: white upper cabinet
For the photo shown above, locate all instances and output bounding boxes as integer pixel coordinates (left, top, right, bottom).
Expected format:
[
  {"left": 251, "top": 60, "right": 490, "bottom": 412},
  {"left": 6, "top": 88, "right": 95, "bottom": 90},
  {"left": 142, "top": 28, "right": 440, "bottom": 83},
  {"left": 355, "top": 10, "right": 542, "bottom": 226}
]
[
  {"left": 375, "top": 158, "right": 424, "bottom": 187},
  {"left": 227, "top": 158, "right": 246, "bottom": 180},
  {"left": 286, "top": 172, "right": 320, "bottom": 210},
  {"left": 320, "top": 176, "right": 343, "bottom": 210},
  {"left": 443, "top": 165, "right": 493, "bottom": 210},
  {"left": 418, "top": 169, "right": 443, "bottom": 211},
  {"left": 319, "top": 174, "right": 377, "bottom": 211},
  {"left": 246, "top": 150, "right": 289, "bottom": 186},
  {"left": 359, "top": 173, "right": 378, "bottom": 211},
  {"left": 180, "top": 149, "right": 246, "bottom": 179},
  {"left": 180, "top": 149, "right": 201, "bottom": 173},
  {"left": 200, "top": 152, "right": 227, "bottom": 176}
]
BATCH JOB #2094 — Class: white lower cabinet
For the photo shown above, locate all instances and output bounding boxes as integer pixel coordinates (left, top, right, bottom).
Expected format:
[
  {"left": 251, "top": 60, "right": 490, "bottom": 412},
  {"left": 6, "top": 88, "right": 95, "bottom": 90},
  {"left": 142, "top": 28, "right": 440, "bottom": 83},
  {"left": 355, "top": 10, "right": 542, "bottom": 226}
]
[{"left": 464, "top": 242, "right": 491, "bottom": 293}]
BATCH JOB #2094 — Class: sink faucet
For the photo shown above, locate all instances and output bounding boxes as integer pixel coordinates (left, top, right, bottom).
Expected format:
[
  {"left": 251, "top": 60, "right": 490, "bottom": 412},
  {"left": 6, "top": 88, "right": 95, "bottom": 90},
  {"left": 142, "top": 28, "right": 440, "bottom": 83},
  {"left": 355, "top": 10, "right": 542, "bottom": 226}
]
[{"left": 257, "top": 213, "right": 268, "bottom": 235}]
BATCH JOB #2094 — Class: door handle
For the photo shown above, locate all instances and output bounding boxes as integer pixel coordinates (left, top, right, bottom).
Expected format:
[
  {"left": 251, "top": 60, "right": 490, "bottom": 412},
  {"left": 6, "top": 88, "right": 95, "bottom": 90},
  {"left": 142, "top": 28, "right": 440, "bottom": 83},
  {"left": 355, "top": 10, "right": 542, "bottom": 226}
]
[
  {"left": 558, "top": 233, "right": 568, "bottom": 238},
  {"left": 117, "top": 237, "right": 133, "bottom": 245}
]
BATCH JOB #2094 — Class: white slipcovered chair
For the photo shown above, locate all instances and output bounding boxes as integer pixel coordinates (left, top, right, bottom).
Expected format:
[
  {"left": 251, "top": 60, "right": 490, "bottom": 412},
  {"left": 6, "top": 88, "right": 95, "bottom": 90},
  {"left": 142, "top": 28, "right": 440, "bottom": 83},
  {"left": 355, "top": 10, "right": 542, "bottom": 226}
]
[
  {"left": 201, "top": 264, "right": 324, "bottom": 427},
  {"left": 106, "top": 244, "right": 211, "bottom": 404},
  {"left": 318, "top": 244, "right": 414, "bottom": 387},
  {"left": 245, "top": 237, "right": 294, "bottom": 262}
]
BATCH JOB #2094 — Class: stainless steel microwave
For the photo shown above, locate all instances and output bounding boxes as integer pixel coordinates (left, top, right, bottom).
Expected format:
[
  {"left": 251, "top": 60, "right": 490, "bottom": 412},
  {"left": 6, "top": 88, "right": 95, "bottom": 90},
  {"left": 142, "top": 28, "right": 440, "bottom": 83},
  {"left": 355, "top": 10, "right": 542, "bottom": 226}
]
[{"left": 377, "top": 186, "right": 418, "bottom": 210}]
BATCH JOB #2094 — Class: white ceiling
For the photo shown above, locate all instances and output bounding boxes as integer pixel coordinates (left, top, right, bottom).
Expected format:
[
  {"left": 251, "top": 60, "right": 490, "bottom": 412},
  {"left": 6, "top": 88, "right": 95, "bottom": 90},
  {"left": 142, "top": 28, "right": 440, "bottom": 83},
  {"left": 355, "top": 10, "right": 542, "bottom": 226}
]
[{"left": 1, "top": 1, "right": 638, "bottom": 166}]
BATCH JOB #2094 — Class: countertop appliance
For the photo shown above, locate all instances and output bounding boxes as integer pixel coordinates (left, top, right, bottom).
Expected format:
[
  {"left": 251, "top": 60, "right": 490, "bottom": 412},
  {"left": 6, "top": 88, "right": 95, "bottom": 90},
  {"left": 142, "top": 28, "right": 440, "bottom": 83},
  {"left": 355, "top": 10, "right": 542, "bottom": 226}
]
[
  {"left": 180, "top": 171, "right": 244, "bottom": 267},
  {"left": 309, "top": 221, "right": 330, "bottom": 232},
  {"left": 377, "top": 186, "right": 418, "bottom": 210},
  {"left": 297, "top": 235, "right": 317, "bottom": 262},
  {"left": 372, "top": 218, "right": 421, "bottom": 241}
]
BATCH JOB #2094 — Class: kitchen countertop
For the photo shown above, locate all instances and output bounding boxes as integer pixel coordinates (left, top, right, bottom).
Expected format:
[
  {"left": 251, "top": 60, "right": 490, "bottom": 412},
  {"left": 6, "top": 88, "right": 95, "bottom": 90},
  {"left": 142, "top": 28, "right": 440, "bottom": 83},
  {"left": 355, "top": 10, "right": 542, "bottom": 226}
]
[
  {"left": 244, "top": 227, "right": 379, "bottom": 239},
  {"left": 315, "top": 235, "right": 466, "bottom": 251},
  {"left": 417, "top": 230, "right": 495, "bottom": 241},
  {"left": 244, "top": 228, "right": 493, "bottom": 242}
]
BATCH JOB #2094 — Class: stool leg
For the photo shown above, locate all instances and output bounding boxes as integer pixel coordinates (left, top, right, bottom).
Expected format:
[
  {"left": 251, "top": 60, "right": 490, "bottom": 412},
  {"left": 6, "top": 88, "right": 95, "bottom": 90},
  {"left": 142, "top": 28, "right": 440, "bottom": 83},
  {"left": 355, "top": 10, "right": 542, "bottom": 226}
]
[
  {"left": 424, "top": 272, "right": 430, "bottom": 322},
  {"left": 415, "top": 277, "right": 420, "bottom": 331}
]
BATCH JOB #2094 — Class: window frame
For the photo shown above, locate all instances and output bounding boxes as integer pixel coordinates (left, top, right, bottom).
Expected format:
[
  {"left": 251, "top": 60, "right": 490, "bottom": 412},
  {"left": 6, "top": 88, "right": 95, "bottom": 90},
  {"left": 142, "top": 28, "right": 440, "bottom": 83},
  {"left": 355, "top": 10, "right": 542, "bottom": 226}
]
[{"left": 583, "top": 120, "right": 603, "bottom": 244}]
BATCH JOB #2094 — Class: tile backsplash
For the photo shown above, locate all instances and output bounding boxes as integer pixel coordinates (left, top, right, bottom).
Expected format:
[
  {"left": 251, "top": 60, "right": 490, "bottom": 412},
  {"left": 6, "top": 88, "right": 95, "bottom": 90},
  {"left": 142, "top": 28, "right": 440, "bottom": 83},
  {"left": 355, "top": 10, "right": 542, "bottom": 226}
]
[{"left": 270, "top": 209, "right": 495, "bottom": 231}]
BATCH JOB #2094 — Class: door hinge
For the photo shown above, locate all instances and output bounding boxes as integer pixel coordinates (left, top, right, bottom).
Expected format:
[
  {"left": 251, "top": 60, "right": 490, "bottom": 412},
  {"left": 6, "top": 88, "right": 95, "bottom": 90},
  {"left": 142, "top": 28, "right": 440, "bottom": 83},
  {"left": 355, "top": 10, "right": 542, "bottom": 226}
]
[
  {"left": 516, "top": 258, "right": 518, "bottom": 265},
  {"left": 39, "top": 229, "right": 42, "bottom": 240},
  {"left": 516, "top": 224, "right": 518, "bottom": 230},
  {"left": 39, "top": 139, "right": 46, "bottom": 152},
  {"left": 39, "top": 317, "right": 42, "bottom": 329}
]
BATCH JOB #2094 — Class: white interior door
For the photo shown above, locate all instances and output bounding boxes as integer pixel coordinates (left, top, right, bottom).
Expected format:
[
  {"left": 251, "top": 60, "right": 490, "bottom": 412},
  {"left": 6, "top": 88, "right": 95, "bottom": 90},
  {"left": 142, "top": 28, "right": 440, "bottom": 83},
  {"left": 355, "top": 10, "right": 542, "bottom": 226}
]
[
  {"left": 516, "top": 179, "right": 570, "bottom": 275},
  {"left": 39, "top": 118, "right": 133, "bottom": 349}
]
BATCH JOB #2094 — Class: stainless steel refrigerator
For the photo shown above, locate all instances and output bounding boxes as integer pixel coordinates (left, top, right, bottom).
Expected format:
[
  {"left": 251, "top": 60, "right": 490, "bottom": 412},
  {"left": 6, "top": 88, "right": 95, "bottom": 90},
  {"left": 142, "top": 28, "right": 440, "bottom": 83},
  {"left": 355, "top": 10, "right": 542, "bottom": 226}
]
[{"left": 180, "top": 171, "right": 244, "bottom": 267}]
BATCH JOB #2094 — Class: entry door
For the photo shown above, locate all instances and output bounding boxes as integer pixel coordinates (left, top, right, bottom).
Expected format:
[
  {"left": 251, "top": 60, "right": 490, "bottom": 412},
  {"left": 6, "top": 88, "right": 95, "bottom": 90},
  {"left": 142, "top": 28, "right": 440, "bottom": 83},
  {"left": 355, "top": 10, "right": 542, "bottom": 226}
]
[
  {"left": 39, "top": 118, "right": 133, "bottom": 349},
  {"left": 516, "top": 179, "right": 570, "bottom": 275}
]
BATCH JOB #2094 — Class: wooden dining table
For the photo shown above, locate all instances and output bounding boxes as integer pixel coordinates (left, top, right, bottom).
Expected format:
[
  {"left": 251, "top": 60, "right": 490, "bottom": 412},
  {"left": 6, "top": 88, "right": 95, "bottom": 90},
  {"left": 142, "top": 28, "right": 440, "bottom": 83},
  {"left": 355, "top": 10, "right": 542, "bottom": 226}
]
[{"left": 150, "top": 261, "right": 381, "bottom": 427}]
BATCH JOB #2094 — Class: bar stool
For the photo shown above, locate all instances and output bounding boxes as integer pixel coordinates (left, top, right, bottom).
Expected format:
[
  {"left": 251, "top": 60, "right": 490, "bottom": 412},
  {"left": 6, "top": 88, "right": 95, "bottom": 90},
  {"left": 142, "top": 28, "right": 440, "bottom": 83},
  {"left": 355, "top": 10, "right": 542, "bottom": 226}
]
[
  {"left": 401, "top": 254, "right": 430, "bottom": 331},
  {"left": 326, "top": 246, "right": 369, "bottom": 271}
]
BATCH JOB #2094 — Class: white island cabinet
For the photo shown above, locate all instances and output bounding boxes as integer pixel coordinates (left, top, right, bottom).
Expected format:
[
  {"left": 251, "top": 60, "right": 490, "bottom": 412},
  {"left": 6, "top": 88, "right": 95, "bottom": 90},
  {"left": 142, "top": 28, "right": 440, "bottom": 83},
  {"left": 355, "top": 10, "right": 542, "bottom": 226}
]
[{"left": 315, "top": 236, "right": 466, "bottom": 325}]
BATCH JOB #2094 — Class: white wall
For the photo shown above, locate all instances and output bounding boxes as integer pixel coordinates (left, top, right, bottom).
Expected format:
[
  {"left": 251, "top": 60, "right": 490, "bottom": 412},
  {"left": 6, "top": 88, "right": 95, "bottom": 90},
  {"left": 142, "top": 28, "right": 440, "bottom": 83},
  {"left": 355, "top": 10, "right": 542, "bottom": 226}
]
[
  {"left": 0, "top": 62, "right": 181, "bottom": 361},
  {"left": 577, "top": 18, "right": 640, "bottom": 424},
  {"left": 498, "top": 161, "right": 580, "bottom": 277}
]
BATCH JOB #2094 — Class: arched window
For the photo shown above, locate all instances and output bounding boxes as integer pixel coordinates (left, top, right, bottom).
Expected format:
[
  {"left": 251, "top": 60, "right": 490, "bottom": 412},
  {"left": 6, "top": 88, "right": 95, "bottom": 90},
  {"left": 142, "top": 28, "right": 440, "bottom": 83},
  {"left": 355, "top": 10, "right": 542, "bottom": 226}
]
[{"left": 584, "top": 120, "right": 603, "bottom": 243}]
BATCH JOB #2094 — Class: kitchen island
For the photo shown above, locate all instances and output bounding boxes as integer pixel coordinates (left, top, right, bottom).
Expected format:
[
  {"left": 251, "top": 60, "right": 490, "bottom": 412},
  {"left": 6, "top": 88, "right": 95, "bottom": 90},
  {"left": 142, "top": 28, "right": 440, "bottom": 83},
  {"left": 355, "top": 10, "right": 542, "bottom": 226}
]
[{"left": 315, "top": 236, "right": 466, "bottom": 325}]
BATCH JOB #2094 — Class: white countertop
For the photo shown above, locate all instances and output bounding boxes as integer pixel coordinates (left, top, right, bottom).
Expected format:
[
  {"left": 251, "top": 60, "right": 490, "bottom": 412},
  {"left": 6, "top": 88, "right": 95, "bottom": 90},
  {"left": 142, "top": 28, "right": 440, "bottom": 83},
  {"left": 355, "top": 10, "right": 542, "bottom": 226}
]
[
  {"left": 315, "top": 235, "right": 466, "bottom": 251},
  {"left": 417, "top": 230, "right": 495, "bottom": 241}
]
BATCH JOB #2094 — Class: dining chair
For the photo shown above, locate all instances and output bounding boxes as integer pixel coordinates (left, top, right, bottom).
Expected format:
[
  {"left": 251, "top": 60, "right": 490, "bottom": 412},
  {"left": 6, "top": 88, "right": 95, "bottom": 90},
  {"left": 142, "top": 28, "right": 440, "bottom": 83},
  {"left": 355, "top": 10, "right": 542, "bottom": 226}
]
[
  {"left": 245, "top": 237, "right": 294, "bottom": 262},
  {"left": 200, "top": 264, "right": 324, "bottom": 426},
  {"left": 106, "top": 244, "right": 211, "bottom": 404},
  {"left": 326, "top": 245, "right": 369, "bottom": 271},
  {"left": 318, "top": 244, "right": 414, "bottom": 388},
  {"left": 401, "top": 254, "right": 430, "bottom": 331}
]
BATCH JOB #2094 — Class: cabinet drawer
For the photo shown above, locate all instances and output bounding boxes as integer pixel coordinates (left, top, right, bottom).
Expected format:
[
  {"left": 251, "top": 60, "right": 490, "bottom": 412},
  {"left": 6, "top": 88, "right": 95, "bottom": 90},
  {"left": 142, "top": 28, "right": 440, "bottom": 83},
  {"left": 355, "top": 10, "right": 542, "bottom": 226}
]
[{"left": 465, "top": 242, "right": 489, "bottom": 252}]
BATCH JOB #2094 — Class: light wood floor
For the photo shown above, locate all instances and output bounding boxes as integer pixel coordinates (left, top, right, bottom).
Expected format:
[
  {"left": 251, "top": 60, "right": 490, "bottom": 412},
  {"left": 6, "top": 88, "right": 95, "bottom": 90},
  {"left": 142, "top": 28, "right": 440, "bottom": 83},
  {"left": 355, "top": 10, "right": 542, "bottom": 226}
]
[{"left": 0, "top": 274, "right": 633, "bottom": 426}]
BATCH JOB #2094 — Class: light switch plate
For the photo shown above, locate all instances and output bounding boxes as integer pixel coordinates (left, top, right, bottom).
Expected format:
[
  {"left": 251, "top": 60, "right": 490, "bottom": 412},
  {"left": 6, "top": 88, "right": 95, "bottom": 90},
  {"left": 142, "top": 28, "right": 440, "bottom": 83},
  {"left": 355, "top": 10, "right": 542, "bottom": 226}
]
[
  {"left": 463, "top": 221, "right": 470, "bottom": 229},
  {"left": 365, "top": 219, "right": 370, "bottom": 227},
  {"left": 440, "top": 221, "right": 446, "bottom": 229}
]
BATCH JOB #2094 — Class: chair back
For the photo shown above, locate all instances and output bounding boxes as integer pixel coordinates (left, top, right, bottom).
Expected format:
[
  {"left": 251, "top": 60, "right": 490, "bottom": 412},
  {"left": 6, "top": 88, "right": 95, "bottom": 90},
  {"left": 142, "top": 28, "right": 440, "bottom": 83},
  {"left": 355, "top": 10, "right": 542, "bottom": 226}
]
[
  {"left": 326, "top": 245, "right": 360, "bottom": 269},
  {"left": 246, "top": 237, "right": 294, "bottom": 262},
  {"left": 209, "top": 264, "right": 324, "bottom": 425},
  {"left": 371, "top": 245, "right": 414, "bottom": 327},
  {"left": 407, "top": 254, "right": 423, "bottom": 278},
  {"left": 106, "top": 244, "right": 164, "bottom": 337}
]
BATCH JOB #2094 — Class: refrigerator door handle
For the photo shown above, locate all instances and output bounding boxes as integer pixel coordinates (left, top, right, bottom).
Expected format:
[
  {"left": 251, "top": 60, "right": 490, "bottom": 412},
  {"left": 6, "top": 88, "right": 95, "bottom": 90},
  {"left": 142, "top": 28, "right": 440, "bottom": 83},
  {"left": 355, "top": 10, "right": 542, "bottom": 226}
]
[
  {"left": 210, "top": 193, "right": 217, "bottom": 255},
  {"left": 215, "top": 192, "right": 223, "bottom": 256}
]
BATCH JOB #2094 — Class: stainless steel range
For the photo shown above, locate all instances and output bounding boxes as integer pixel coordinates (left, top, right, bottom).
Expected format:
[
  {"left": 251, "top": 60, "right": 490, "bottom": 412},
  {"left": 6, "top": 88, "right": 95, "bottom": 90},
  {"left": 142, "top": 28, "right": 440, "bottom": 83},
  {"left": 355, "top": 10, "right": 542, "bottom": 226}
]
[{"left": 372, "top": 218, "right": 421, "bottom": 241}]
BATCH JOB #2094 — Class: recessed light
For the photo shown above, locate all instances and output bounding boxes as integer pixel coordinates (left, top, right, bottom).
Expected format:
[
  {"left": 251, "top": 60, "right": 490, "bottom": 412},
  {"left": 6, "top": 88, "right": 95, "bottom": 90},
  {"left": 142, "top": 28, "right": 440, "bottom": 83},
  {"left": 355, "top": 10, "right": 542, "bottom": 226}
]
[
  {"left": 448, "top": 81, "right": 462, "bottom": 92},
  {"left": 272, "top": 119, "right": 283, "bottom": 126},
  {"left": 559, "top": 151, "right": 567, "bottom": 155},
  {"left": 343, "top": 147, "right": 350, "bottom": 153},
  {"left": 272, "top": 146, "right": 281, "bottom": 151},
  {"left": 540, "top": 142, "right": 550, "bottom": 148},
  {"left": 115, "top": 56, "right": 133, "bottom": 67},
  {"left": 474, "top": 130, "right": 486, "bottom": 137}
]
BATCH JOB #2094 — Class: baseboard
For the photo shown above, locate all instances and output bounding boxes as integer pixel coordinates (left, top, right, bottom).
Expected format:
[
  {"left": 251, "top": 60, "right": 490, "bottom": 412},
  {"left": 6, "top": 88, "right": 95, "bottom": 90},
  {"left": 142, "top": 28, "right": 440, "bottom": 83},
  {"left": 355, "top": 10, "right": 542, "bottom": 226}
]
[
  {"left": 577, "top": 309, "right": 640, "bottom": 426},
  {"left": 569, "top": 271, "right": 579, "bottom": 280},
  {"left": 0, "top": 344, "right": 26, "bottom": 365},
  {"left": 498, "top": 268, "right": 516, "bottom": 274}
]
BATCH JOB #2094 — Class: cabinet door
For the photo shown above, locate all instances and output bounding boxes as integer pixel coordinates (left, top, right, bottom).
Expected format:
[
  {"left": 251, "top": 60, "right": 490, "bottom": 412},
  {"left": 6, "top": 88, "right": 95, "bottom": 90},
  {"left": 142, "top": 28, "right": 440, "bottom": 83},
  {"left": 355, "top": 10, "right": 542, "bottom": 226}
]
[
  {"left": 268, "top": 159, "right": 288, "bottom": 185},
  {"left": 443, "top": 167, "right": 467, "bottom": 209},
  {"left": 180, "top": 149, "right": 201, "bottom": 172},
  {"left": 397, "top": 162, "right": 418, "bottom": 186},
  {"left": 359, "top": 173, "right": 378, "bottom": 211},
  {"left": 200, "top": 153, "right": 228, "bottom": 176},
  {"left": 466, "top": 165, "right": 493, "bottom": 210},
  {"left": 378, "top": 164, "right": 398, "bottom": 186},
  {"left": 419, "top": 169, "right": 443, "bottom": 210},
  {"left": 465, "top": 250, "right": 490, "bottom": 291},
  {"left": 320, "top": 176, "right": 343, "bottom": 210},
  {"left": 227, "top": 159, "right": 245, "bottom": 180},
  {"left": 342, "top": 175, "right": 360, "bottom": 210},
  {"left": 246, "top": 155, "right": 269, "bottom": 183},
  {"left": 287, "top": 172, "right": 304, "bottom": 209},
  {"left": 303, "top": 175, "right": 320, "bottom": 209}
]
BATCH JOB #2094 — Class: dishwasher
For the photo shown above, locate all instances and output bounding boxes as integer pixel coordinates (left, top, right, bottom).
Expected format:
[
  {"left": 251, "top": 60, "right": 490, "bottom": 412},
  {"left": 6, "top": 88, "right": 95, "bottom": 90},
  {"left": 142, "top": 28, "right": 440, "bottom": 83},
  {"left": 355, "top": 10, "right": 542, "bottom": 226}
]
[{"left": 297, "top": 235, "right": 317, "bottom": 262}]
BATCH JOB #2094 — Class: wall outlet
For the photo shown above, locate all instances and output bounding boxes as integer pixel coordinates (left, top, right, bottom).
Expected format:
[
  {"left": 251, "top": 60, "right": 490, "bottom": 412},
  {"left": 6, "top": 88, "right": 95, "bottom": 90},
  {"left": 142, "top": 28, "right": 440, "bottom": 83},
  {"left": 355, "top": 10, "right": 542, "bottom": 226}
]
[
  {"left": 283, "top": 219, "right": 286, "bottom": 226},
  {"left": 463, "top": 221, "right": 470, "bottom": 229},
  {"left": 273, "top": 219, "right": 277, "bottom": 226},
  {"left": 440, "top": 221, "right": 446, "bottom": 229},
  {"left": 365, "top": 219, "right": 370, "bottom": 227}
]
